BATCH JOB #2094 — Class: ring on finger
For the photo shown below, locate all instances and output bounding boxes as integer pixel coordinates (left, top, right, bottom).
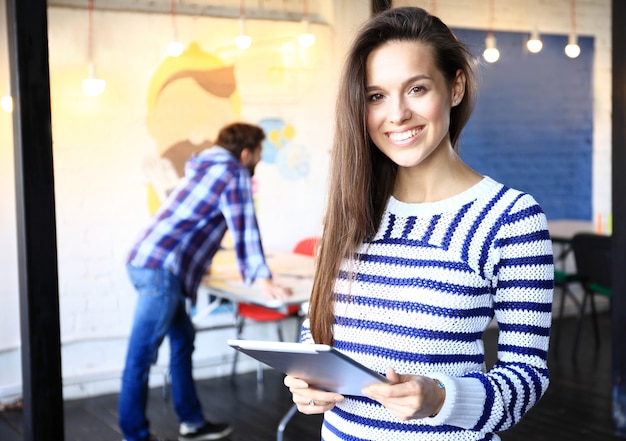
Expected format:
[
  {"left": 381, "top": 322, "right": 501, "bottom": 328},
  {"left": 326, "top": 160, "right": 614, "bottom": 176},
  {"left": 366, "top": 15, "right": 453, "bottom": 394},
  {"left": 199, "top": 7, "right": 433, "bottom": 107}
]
[{"left": 308, "top": 399, "right": 315, "bottom": 406}]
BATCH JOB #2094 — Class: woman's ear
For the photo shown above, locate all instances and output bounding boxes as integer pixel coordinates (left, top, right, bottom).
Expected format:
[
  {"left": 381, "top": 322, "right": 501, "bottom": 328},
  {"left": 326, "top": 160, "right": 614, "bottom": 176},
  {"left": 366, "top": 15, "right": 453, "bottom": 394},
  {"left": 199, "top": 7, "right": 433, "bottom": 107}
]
[{"left": 451, "top": 69, "right": 466, "bottom": 107}]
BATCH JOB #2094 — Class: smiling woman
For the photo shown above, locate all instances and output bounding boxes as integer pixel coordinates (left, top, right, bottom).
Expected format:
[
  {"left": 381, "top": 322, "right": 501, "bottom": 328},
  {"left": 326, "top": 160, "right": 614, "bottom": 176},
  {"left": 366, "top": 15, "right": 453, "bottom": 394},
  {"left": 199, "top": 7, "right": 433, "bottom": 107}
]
[
  {"left": 364, "top": 40, "right": 469, "bottom": 194},
  {"left": 284, "top": 7, "right": 553, "bottom": 441}
]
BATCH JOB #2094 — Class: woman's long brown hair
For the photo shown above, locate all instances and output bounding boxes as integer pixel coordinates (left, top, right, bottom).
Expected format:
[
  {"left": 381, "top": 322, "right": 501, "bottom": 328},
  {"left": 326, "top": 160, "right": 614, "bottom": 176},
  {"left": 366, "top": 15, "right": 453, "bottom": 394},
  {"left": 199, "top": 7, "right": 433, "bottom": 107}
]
[{"left": 308, "top": 7, "right": 478, "bottom": 345}]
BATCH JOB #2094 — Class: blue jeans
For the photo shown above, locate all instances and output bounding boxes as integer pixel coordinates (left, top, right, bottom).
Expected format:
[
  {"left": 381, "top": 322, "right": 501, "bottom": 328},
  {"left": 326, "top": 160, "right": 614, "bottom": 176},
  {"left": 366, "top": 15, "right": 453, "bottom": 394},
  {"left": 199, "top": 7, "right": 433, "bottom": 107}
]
[{"left": 119, "top": 265, "right": 205, "bottom": 441}]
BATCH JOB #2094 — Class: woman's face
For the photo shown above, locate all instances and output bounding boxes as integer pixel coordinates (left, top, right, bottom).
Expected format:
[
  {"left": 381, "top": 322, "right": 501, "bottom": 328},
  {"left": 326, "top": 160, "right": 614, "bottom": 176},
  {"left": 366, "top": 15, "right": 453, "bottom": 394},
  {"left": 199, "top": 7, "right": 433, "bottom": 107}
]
[{"left": 365, "top": 40, "right": 463, "bottom": 170}]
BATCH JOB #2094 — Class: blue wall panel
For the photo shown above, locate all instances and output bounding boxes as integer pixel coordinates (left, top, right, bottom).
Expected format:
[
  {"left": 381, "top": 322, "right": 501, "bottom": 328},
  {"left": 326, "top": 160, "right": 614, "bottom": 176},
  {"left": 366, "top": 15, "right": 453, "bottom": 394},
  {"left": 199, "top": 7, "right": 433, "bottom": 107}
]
[{"left": 453, "top": 29, "right": 593, "bottom": 221}]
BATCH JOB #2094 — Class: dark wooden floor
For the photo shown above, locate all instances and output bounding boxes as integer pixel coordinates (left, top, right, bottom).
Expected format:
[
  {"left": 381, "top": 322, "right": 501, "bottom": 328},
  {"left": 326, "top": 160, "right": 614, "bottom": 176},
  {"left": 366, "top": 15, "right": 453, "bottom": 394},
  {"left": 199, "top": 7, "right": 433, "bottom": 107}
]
[{"left": 0, "top": 311, "right": 623, "bottom": 441}]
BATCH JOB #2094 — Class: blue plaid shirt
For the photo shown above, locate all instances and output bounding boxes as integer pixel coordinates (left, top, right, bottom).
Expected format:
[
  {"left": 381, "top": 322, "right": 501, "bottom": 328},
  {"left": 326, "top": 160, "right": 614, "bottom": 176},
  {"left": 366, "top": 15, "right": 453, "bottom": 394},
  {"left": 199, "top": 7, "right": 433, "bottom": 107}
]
[{"left": 127, "top": 146, "right": 271, "bottom": 301}]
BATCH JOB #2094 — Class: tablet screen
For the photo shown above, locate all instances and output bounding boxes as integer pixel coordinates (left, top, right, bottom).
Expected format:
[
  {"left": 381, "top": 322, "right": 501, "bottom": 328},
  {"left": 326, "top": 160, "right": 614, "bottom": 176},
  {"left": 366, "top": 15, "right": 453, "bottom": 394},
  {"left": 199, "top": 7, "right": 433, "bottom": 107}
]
[{"left": 228, "top": 339, "right": 391, "bottom": 396}]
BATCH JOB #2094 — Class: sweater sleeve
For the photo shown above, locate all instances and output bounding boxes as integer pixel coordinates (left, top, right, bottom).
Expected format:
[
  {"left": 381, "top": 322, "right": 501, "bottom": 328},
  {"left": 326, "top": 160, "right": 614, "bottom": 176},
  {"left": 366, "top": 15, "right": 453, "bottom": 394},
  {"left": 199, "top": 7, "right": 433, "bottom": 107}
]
[
  {"left": 219, "top": 166, "right": 272, "bottom": 284},
  {"left": 430, "top": 193, "right": 553, "bottom": 432}
]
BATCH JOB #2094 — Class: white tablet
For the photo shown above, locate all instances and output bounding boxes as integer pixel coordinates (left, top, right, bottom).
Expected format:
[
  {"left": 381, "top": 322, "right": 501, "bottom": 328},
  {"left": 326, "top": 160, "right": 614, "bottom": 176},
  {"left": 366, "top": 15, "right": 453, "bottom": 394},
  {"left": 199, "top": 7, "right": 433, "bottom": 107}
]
[{"left": 227, "top": 339, "right": 391, "bottom": 396}]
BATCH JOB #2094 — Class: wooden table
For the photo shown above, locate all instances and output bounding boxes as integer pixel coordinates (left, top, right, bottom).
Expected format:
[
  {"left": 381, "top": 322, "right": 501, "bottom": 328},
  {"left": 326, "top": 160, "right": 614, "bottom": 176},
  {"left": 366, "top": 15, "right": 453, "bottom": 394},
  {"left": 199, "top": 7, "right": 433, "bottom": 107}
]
[
  {"left": 197, "top": 248, "right": 315, "bottom": 441},
  {"left": 548, "top": 219, "right": 595, "bottom": 242},
  {"left": 199, "top": 249, "right": 315, "bottom": 313}
]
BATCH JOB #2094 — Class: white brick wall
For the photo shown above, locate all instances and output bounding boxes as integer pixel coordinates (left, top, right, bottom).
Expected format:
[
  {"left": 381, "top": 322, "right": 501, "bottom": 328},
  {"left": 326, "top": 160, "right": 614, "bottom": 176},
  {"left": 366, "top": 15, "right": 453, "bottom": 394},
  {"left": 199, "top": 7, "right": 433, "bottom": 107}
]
[{"left": 0, "top": 0, "right": 612, "bottom": 402}]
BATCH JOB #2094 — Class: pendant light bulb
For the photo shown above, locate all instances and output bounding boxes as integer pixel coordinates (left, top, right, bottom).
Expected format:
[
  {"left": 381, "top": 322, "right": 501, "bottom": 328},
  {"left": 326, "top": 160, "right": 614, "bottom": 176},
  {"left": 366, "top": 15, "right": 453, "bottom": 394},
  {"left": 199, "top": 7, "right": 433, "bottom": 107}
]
[
  {"left": 298, "top": 0, "right": 315, "bottom": 49},
  {"left": 565, "top": 0, "right": 580, "bottom": 58},
  {"left": 83, "top": 0, "right": 105, "bottom": 96},
  {"left": 298, "top": 19, "right": 315, "bottom": 48},
  {"left": 167, "top": 40, "right": 184, "bottom": 57},
  {"left": 82, "top": 63, "right": 106, "bottom": 96},
  {"left": 235, "top": 17, "right": 252, "bottom": 50},
  {"left": 526, "top": 28, "right": 543, "bottom": 54},
  {"left": 483, "top": 33, "right": 500, "bottom": 63},
  {"left": 167, "top": 0, "right": 183, "bottom": 57},
  {"left": 565, "top": 33, "right": 580, "bottom": 58},
  {"left": 1, "top": 94, "right": 12, "bottom": 113}
]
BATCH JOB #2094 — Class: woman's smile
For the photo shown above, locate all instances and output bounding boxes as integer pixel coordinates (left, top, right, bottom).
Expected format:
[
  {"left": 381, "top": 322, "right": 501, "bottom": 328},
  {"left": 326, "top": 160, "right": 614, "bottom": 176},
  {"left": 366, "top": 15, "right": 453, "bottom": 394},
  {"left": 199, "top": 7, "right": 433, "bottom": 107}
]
[{"left": 387, "top": 126, "right": 424, "bottom": 144}]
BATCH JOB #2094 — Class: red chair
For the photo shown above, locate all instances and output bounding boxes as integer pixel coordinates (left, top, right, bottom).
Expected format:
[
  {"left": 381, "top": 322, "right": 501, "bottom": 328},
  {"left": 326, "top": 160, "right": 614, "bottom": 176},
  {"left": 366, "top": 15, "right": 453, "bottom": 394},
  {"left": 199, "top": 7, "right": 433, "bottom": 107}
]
[
  {"left": 230, "top": 237, "right": 319, "bottom": 382},
  {"left": 292, "top": 236, "right": 320, "bottom": 257}
]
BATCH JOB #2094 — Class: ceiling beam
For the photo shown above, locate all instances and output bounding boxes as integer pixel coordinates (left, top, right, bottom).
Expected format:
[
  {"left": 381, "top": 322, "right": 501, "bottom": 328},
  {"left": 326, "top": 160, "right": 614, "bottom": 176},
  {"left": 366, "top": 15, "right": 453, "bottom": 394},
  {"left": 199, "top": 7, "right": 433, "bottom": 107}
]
[{"left": 47, "top": 0, "right": 325, "bottom": 23}]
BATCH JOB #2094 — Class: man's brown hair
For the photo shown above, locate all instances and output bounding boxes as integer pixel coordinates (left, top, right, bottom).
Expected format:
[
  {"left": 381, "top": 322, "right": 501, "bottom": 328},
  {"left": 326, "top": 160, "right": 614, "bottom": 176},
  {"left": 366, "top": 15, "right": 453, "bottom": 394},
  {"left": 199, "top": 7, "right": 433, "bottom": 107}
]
[{"left": 216, "top": 122, "right": 265, "bottom": 158}]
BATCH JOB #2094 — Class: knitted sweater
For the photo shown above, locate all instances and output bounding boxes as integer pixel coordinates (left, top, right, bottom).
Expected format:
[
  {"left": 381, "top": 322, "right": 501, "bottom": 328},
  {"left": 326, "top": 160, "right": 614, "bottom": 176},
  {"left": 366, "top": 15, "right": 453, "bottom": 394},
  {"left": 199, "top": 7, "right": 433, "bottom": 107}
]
[{"left": 300, "top": 176, "right": 553, "bottom": 441}]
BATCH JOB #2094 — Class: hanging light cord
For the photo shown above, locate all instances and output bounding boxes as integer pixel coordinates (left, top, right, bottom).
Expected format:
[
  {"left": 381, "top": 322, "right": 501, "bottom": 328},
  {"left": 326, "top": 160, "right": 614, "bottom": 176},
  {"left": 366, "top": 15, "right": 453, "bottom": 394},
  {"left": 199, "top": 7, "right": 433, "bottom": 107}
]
[
  {"left": 87, "top": 0, "right": 94, "bottom": 64},
  {"left": 488, "top": 0, "right": 495, "bottom": 36},
  {"left": 570, "top": 0, "right": 577, "bottom": 35},
  {"left": 171, "top": 0, "right": 178, "bottom": 41},
  {"left": 303, "top": 0, "right": 308, "bottom": 20},
  {"left": 240, "top": 0, "right": 245, "bottom": 19}
]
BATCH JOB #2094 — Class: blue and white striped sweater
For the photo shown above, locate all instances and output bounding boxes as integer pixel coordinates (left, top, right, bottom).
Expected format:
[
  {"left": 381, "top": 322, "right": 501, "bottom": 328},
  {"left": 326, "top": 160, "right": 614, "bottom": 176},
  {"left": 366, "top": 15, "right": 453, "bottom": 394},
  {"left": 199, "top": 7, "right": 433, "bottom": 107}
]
[{"left": 301, "top": 177, "right": 553, "bottom": 440}]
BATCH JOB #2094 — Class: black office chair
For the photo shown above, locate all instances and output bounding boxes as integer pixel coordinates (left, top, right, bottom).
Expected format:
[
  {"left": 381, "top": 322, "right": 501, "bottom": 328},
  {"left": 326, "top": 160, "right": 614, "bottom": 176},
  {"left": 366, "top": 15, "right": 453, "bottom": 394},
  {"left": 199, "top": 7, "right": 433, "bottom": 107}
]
[
  {"left": 550, "top": 237, "right": 582, "bottom": 353},
  {"left": 570, "top": 233, "right": 612, "bottom": 360}
]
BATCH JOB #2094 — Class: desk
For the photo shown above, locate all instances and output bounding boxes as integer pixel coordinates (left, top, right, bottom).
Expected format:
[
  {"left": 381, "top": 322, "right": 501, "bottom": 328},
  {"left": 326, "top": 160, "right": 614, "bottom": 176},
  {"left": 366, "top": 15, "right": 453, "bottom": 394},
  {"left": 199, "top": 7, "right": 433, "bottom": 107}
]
[
  {"left": 199, "top": 249, "right": 315, "bottom": 313},
  {"left": 549, "top": 220, "right": 595, "bottom": 242},
  {"left": 198, "top": 249, "right": 315, "bottom": 441}
]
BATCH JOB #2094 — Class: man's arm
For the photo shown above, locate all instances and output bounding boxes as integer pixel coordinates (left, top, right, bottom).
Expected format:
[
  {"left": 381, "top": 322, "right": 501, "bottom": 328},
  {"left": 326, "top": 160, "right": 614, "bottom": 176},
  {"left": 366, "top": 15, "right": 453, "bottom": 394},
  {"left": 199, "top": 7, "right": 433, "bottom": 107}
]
[{"left": 219, "top": 168, "right": 292, "bottom": 299}]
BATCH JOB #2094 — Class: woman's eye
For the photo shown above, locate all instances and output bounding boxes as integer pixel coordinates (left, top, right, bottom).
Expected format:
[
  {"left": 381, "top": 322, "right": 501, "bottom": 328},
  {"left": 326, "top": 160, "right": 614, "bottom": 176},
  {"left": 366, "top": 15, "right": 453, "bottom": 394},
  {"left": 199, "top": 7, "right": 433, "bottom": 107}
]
[
  {"left": 409, "top": 85, "right": 425, "bottom": 94},
  {"left": 367, "top": 93, "right": 383, "bottom": 102}
]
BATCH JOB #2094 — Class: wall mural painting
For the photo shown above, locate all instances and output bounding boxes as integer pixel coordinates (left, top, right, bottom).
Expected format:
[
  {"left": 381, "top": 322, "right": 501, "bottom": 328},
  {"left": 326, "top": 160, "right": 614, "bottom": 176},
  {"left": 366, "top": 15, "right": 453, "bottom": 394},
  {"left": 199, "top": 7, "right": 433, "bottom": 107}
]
[
  {"left": 257, "top": 117, "right": 310, "bottom": 181},
  {"left": 142, "top": 42, "right": 310, "bottom": 218},
  {"left": 143, "top": 42, "right": 241, "bottom": 214}
]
